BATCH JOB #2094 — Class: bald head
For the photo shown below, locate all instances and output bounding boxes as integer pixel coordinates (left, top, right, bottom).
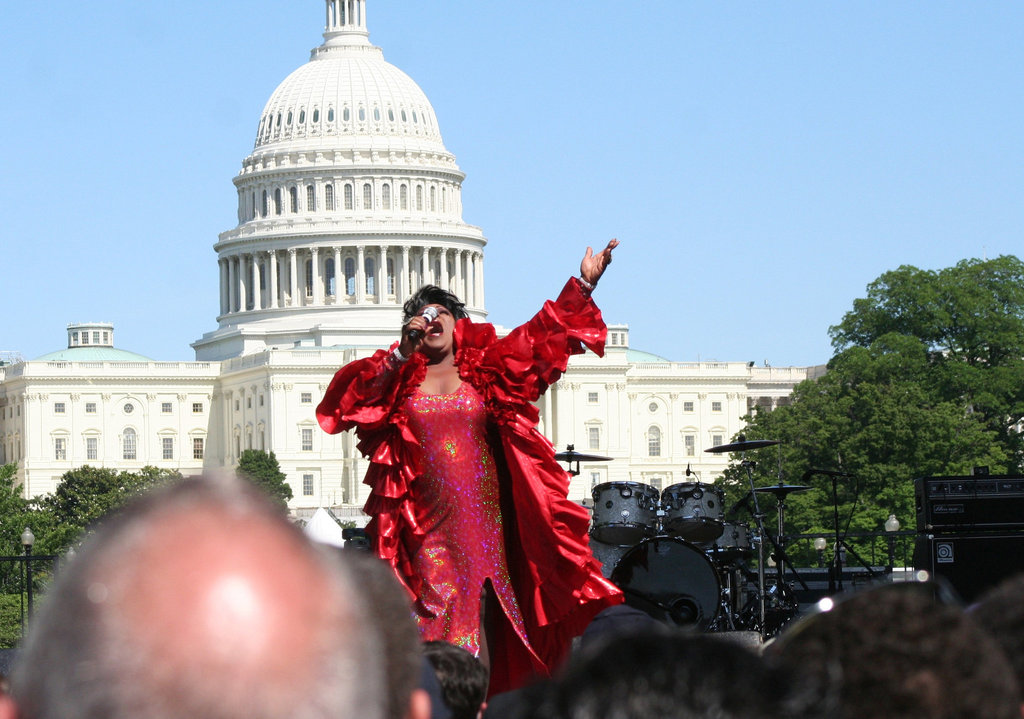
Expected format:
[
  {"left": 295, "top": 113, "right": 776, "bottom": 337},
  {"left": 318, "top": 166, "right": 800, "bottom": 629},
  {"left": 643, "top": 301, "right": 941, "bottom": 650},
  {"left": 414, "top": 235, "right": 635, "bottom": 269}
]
[{"left": 12, "top": 477, "right": 384, "bottom": 719}]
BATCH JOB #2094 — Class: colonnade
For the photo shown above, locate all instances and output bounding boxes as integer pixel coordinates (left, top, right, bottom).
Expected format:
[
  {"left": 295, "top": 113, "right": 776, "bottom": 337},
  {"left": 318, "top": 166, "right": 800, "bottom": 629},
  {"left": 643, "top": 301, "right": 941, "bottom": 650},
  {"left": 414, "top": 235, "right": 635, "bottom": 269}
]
[{"left": 218, "top": 244, "right": 484, "bottom": 317}]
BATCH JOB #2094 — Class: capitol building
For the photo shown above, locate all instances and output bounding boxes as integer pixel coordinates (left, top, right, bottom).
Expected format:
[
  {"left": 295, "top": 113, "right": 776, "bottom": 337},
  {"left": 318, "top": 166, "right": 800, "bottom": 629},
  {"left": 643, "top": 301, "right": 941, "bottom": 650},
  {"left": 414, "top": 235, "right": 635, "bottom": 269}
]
[{"left": 0, "top": 0, "right": 817, "bottom": 520}]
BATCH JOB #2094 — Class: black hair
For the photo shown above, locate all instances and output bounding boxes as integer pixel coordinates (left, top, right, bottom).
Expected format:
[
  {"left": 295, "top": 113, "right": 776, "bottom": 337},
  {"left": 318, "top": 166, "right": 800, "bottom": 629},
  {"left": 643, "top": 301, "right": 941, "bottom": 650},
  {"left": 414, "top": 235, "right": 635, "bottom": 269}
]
[{"left": 403, "top": 285, "right": 468, "bottom": 324}]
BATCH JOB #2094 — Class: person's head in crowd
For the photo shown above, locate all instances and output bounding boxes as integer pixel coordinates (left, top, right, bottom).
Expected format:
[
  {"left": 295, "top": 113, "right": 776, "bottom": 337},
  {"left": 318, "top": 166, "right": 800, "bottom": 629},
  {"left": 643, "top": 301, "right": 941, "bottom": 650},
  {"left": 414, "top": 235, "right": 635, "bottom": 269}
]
[
  {"left": 545, "top": 626, "right": 809, "bottom": 719},
  {"left": 423, "top": 641, "right": 489, "bottom": 719},
  {"left": 769, "top": 583, "right": 1022, "bottom": 719},
  {"left": 6, "top": 476, "right": 387, "bottom": 719},
  {"left": 969, "top": 572, "right": 1024, "bottom": 706},
  {"left": 344, "top": 552, "right": 430, "bottom": 719}
]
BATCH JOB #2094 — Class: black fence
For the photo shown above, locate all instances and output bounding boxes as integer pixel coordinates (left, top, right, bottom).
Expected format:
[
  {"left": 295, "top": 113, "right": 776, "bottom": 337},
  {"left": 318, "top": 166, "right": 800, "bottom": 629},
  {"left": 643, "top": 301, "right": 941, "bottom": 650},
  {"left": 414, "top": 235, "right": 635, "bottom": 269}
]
[{"left": 0, "top": 553, "right": 61, "bottom": 648}]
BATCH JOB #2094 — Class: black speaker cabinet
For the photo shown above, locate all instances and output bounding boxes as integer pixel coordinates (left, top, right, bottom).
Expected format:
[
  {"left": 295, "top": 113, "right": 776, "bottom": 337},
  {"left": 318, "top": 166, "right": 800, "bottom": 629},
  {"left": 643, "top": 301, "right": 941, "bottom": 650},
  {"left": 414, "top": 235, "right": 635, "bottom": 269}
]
[{"left": 913, "top": 533, "right": 1024, "bottom": 603}]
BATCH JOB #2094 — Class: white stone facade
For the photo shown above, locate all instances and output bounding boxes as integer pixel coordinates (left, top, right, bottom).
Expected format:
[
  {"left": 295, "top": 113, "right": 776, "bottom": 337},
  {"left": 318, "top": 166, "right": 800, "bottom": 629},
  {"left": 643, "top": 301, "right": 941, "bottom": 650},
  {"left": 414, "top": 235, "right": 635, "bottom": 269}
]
[{"left": 0, "top": 1, "right": 818, "bottom": 518}]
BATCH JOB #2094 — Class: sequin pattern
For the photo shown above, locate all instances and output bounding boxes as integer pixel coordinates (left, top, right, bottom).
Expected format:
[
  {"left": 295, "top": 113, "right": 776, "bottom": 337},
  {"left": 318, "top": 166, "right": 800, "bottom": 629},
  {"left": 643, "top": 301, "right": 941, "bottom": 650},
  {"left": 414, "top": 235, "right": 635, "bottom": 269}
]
[{"left": 404, "top": 383, "right": 528, "bottom": 656}]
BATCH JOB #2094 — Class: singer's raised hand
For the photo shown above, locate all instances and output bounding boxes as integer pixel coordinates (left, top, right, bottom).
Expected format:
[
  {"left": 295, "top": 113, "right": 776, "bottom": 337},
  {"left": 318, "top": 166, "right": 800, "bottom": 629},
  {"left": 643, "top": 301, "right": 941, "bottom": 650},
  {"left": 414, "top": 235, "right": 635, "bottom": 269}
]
[
  {"left": 399, "top": 314, "right": 428, "bottom": 356},
  {"left": 581, "top": 239, "right": 619, "bottom": 287}
]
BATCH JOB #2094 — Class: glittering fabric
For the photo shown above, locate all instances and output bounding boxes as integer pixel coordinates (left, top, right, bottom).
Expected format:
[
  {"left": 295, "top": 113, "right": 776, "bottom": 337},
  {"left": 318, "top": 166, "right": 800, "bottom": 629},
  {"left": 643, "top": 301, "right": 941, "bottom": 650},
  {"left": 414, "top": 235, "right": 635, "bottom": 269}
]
[
  {"left": 404, "top": 384, "right": 529, "bottom": 654},
  {"left": 317, "top": 277, "right": 623, "bottom": 695}
]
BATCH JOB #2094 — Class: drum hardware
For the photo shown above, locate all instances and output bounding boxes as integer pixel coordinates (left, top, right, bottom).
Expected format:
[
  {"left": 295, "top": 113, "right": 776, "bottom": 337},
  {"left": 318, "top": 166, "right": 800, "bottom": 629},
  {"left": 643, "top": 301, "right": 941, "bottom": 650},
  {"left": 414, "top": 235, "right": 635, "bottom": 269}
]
[
  {"left": 755, "top": 483, "right": 812, "bottom": 605},
  {"left": 555, "top": 444, "right": 612, "bottom": 476},
  {"left": 661, "top": 482, "right": 725, "bottom": 542},
  {"left": 591, "top": 482, "right": 660, "bottom": 546}
]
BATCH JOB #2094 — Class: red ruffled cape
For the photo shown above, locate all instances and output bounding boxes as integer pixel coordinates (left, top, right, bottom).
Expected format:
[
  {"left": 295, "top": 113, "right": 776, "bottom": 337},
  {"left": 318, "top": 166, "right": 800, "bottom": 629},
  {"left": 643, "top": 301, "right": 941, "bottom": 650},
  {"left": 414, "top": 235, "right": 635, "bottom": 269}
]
[{"left": 317, "top": 278, "right": 622, "bottom": 692}]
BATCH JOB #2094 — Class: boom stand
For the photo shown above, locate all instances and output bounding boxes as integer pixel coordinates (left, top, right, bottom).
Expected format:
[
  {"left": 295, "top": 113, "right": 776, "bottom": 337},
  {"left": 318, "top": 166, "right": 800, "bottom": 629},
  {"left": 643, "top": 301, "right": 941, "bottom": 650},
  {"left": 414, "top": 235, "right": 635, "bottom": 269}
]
[
  {"left": 740, "top": 458, "right": 769, "bottom": 641},
  {"left": 826, "top": 474, "right": 880, "bottom": 593}
]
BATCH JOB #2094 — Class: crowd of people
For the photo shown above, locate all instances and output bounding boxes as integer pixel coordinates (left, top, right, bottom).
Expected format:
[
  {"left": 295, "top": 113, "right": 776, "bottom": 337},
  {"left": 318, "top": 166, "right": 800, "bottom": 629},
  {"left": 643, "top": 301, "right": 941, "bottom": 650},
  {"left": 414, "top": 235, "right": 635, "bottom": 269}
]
[{"left": 1, "top": 473, "right": 1024, "bottom": 719}]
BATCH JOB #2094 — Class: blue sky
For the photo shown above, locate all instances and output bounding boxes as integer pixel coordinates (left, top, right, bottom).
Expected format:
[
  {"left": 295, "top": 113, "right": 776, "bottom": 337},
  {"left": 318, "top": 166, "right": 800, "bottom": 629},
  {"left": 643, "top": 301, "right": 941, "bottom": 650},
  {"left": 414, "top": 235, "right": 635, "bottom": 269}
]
[{"left": 2, "top": 2, "right": 1021, "bottom": 367}]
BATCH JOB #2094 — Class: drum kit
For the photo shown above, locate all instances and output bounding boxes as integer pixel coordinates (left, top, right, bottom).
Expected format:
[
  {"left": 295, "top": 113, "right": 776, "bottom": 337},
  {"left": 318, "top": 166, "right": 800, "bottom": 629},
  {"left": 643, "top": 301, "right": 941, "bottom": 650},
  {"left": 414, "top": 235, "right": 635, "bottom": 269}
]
[{"left": 558, "top": 439, "right": 808, "bottom": 640}]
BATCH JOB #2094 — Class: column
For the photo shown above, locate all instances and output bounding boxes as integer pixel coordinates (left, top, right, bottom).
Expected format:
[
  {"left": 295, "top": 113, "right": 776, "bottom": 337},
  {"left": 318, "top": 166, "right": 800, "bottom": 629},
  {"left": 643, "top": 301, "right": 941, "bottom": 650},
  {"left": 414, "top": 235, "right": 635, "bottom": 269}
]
[
  {"left": 439, "top": 248, "right": 449, "bottom": 290},
  {"left": 455, "top": 249, "right": 464, "bottom": 301},
  {"left": 475, "top": 252, "right": 485, "bottom": 309},
  {"left": 333, "top": 247, "right": 342, "bottom": 302},
  {"left": 251, "top": 253, "right": 262, "bottom": 311},
  {"left": 227, "top": 256, "right": 238, "bottom": 313},
  {"left": 288, "top": 249, "right": 298, "bottom": 307},
  {"left": 269, "top": 251, "right": 279, "bottom": 309},
  {"left": 400, "top": 246, "right": 410, "bottom": 301},
  {"left": 356, "top": 245, "right": 366, "bottom": 302},
  {"left": 311, "top": 247, "right": 322, "bottom": 306},
  {"left": 420, "top": 247, "right": 430, "bottom": 287},
  {"left": 219, "top": 258, "right": 229, "bottom": 315},
  {"left": 377, "top": 245, "right": 388, "bottom": 302}
]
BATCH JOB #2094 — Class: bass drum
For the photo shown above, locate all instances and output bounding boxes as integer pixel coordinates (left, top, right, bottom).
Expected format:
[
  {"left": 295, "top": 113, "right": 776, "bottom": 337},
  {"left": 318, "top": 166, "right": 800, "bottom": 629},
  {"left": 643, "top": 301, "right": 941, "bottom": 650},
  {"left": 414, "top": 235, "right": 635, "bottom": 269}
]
[
  {"left": 661, "top": 482, "right": 725, "bottom": 542},
  {"left": 611, "top": 537, "right": 721, "bottom": 630},
  {"left": 591, "top": 482, "right": 660, "bottom": 546}
]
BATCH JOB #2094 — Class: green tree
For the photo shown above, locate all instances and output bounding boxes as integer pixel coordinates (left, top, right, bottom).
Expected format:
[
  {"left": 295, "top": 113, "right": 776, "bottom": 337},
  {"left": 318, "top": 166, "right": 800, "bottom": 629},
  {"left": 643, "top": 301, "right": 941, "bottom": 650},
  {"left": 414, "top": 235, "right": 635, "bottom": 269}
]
[
  {"left": 38, "top": 465, "right": 180, "bottom": 555},
  {"left": 236, "top": 450, "right": 293, "bottom": 509}
]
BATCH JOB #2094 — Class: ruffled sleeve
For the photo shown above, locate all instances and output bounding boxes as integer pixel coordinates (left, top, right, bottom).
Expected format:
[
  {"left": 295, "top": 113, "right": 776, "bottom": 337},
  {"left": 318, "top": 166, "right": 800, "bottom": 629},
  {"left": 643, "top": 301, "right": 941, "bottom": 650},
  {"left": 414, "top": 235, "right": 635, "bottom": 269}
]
[{"left": 316, "top": 348, "right": 429, "bottom": 598}]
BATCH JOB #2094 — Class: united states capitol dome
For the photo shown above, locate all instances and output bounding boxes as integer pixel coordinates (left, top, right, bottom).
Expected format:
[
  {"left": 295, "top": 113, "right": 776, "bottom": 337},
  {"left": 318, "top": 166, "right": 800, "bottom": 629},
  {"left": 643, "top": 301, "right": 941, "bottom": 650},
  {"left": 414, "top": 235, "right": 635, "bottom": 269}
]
[{"left": 251, "top": 1, "right": 448, "bottom": 157}]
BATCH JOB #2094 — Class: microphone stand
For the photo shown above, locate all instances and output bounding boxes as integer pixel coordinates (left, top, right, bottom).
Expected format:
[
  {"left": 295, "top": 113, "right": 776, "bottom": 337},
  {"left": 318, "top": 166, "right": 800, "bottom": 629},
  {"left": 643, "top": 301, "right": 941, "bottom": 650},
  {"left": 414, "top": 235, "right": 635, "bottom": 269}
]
[
  {"left": 821, "top": 472, "right": 880, "bottom": 593},
  {"left": 740, "top": 456, "right": 769, "bottom": 642}
]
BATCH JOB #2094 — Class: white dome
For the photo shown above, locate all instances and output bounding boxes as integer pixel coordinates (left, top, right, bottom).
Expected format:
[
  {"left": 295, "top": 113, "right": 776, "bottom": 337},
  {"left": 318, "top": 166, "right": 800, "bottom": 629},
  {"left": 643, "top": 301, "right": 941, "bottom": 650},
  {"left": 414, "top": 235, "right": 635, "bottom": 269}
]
[{"left": 252, "top": 14, "right": 447, "bottom": 156}]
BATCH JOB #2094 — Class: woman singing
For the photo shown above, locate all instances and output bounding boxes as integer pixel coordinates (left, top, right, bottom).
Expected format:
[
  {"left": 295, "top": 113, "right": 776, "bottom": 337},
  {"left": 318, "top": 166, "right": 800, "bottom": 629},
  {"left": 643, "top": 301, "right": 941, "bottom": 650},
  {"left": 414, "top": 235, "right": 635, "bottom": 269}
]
[{"left": 316, "top": 240, "right": 622, "bottom": 693}]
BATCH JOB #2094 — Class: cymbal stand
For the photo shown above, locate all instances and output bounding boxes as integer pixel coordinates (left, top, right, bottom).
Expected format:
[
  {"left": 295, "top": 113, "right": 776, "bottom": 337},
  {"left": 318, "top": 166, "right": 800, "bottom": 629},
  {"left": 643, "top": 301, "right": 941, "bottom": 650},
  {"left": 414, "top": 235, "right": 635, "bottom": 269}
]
[
  {"left": 766, "top": 493, "right": 810, "bottom": 594},
  {"left": 826, "top": 474, "right": 880, "bottom": 593},
  {"left": 739, "top": 457, "right": 769, "bottom": 641}
]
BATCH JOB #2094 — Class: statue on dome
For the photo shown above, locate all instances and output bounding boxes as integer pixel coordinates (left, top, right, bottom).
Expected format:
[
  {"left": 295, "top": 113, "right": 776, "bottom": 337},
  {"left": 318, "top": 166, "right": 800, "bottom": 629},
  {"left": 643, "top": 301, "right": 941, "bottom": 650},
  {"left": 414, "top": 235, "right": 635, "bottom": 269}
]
[{"left": 317, "top": 240, "right": 622, "bottom": 695}]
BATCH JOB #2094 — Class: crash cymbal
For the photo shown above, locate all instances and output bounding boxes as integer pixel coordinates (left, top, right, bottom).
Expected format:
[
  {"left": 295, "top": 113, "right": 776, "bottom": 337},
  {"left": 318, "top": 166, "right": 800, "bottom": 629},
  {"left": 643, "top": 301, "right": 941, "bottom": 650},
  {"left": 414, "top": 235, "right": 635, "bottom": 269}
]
[
  {"left": 754, "top": 484, "right": 810, "bottom": 497},
  {"left": 705, "top": 439, "right": 780, "bottom": 454},
  {"left": 554, "top": 450, "right": 613, "bottom": 462}
]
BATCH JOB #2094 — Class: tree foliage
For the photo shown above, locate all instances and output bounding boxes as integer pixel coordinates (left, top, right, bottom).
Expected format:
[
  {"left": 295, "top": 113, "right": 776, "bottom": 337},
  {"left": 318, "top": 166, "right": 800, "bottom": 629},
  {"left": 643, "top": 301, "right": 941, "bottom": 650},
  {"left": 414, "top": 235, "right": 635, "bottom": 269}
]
[
  {"left": 236, "top": 450, "right": 293, "bottom": 510},
  {"left": 722, "top": 256, "right": 1024, "bottom": 564}
]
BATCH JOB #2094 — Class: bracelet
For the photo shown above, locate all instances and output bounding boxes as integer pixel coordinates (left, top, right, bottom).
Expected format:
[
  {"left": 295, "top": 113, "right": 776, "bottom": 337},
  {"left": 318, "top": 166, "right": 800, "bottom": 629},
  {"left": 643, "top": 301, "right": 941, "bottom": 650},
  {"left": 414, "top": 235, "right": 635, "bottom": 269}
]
[
  {"left": 391, "top": 346, "right": 409, "bottom": 363},
  {"left": 578, "top": 276, "right": 596, "bottom": 291}
]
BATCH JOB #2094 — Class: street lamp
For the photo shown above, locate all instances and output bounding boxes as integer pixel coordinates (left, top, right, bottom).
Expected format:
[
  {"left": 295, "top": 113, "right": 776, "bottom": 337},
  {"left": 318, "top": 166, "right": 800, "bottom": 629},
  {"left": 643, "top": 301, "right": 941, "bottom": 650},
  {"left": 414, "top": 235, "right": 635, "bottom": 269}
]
[
  {"left": 21, "top": 527, "right": 35, "bottom": 620},
  {"left": 813, "top": 536, "right": 827, "bottom": 568},
  {"left": 884, "top": 513, "right": 900, "bottom": 571}
]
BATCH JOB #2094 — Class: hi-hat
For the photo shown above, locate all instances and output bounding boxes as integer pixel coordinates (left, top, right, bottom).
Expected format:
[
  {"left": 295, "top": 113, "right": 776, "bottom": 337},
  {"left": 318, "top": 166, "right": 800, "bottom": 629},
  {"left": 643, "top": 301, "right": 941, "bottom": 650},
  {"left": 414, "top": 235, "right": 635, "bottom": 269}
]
[
  {"left": 705, "top": 439, "right": 780, "bottom": 454},
  {"left": 554, "top": 449, "right": 613, "bottom": 462}
]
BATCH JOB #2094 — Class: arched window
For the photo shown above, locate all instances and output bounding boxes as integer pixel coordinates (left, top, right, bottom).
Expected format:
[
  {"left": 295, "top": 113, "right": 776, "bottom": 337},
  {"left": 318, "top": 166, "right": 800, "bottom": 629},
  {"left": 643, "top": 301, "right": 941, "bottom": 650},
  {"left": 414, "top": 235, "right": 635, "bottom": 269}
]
[
  {"left": 381, "top": 183, "right": 391, "bottom": 210},
  {"left": 400, "top": 184, "right": 408, "bottom": 210},
  {"left": 429, "top": 186, "right": 436, "bottom": 212},
  {"left": 273, "top": 188, "right": 282, "bottom": 215},
  {"left": 306, "top": 184, "right": 316, "bottom": 211},
  {"left": 344, "top": 184, "right": 354, "bottom": 210},
  {"left": 358, "top": 107, "right": 366, "bottom": 122},
  {"left": 326, "top": 257, "right": 336, "bottom": 296},
  {"left": 313, "top": 108, "right": 320, "bottom": 123},
  {"left": 441, "top": 186, "right": 446, "bottom": 213},
  {"left": 289, "top": 186, "right": 298, "bottom": 213},
  {"left": 327, "top": 107, "right": 335, "bottom": 123},
  {"left": 123, "top": 428, "right": 137, "bottom": 460},
  {"left": 648, "top": 426, "right": 662, "bottom": 457},
  {"left": 416, "top": 186, "right": 423, "bottom": 211},
  {"left": 343, "top": 106, "right": 351, "bottom": 122},
  {"left": 251, "top": 192, "right": 256, "bottom": 219},
  {"left": 305, "top": 258, "right": 313, "bottom": 298},
  {"left": 345, "top": 257, "right": 356, "bottom": 295},
  {"left": 325, "top": 184, "right": 335, "bottom": 211},
  {"left": 363, "top": 183, "right": 373, "bottom": 210},
  {"left": 261, "top": 190, "right": 269, "bottom": 217},
  {"left": 365, "top": 257, "right": 376, "bottom": 295},
  {"left": 387, "top": 257, "right": 395, "bottom": 294}
]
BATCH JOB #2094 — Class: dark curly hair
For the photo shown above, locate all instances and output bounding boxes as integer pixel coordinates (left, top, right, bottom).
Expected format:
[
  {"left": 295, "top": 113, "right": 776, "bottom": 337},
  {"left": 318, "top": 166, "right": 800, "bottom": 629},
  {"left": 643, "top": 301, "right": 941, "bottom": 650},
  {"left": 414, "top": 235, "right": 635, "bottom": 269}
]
[{"left": 402, "top": 285, "right": 468, "bottom": 324}]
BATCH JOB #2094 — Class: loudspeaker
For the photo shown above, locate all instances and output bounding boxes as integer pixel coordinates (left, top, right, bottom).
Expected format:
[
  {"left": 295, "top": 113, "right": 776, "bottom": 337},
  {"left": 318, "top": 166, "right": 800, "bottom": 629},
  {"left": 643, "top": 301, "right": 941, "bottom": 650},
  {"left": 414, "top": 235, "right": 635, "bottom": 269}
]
[{"left": 913, "top": 533, "right": 1024, "bottom": 603}]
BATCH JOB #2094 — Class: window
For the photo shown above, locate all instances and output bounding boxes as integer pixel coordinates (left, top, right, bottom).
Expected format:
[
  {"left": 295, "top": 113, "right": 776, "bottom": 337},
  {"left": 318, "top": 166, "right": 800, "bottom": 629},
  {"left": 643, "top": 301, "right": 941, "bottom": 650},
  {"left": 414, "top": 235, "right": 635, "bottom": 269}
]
[
  {"left": 123, "top": 403, "right": 134, "bottom": 415},
  {"left": 345, "top": 258, "right": 356, "bottom": 295},
  {"left": 86, "top": 436, "right": 98, "bottom": 460},
  {"left": 344, "top": 184, "right": 354, "bottom": 210},
  {"left": 590, "top": 471, "right": 602, "bottom": 488},
  {"left": 54, "top": 438, "right": 66, "bottom": 460},
  {"left": 587, "top": 392, "right": 599, "bottom": 404},
  {"left": 325, "top": 184, "right": 335, "bottom": 211},
  {"left": 86, "top": 402, "right": 97, "bottom": 414},
  {"left": 123, "top": 428, "right": 137, "bottom": 460},
  {"left": 400, "top": 184, "right": 408, "bottom": 210},
  {"left": 363, "top": 183, "right": 373, "bottom": 209},
  {"left": 274, "top": 188, "right": 282, "bottom": 215},
  {"left": 683, "top": 401, "right": 694, "bottom": 412},
  {"left": 712, "top": 434, "right": 723, "bottom": 448},
  {"left": 711, "top": 401, "right": 723, "bottom": 412},
  {"left": 416, "top": 186, "right": 423, "bottom": 211},
  {"left": 306, "top": 185, "right": 316, "bottom": 211},
  {"left": 588, "top": 427, "right": 600, "bottom": 450},
  {"left": 382, "top": 183, "right": 391, "bottom": 210},
  {"left": 54, "top": 402, "right": 66, "bottom": 414},
  {"left": 300, "top": 393, "right": 313, "bottom": 404},
  {"left": 81, "top": 332, "right": 89, "bottom": 345},
  {"left": 262, "top": 190, "right": 269, "bottom": 217},
  {"left": 685, "top": 435, "right": 695, "bottom": 456},
  {"left": 648, "top": 402, "right": 658, "bottom": 413},
  {"left": 162, "top": 437, "right": 174, "bottom": 460},
  {"left": 429, "top": 186, "right": 436, "bottom": 211},
  {"left": 192, "top": 402, "right": 204, "bottom": 414},
  {"left": 301, "top": 428, "right": 314, "bottom": 451},
  {"left": 365, "top": 257, "right": 376, "bottom": 295},
  {"left": 387, "top": 257, "right": 395, "bottom": 294},
  {"left": 193, "top": 437, "right": 205, "bottom": 460},
  {"left": 289, "top": 186, "right": 298, "bottom": 213},
  {"left": 648, "top": 426, "right": 662, "bottom": 457},
  {"left": 161, "top": 402, "right": 173, "bottom": 414},
  {"left": 247, "top": 396, "right": 252, "bottom": 409},
  {"left": 303, "top": 474, "right": 314, "bottom": 496}
]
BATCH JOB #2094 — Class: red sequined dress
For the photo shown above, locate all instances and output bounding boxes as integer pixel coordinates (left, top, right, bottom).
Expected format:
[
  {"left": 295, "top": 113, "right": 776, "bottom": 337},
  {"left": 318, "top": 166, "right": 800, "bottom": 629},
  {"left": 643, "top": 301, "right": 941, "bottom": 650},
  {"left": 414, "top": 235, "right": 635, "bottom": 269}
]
[{"left": 317, "top": 277, "right": 623, "bottom": 693}]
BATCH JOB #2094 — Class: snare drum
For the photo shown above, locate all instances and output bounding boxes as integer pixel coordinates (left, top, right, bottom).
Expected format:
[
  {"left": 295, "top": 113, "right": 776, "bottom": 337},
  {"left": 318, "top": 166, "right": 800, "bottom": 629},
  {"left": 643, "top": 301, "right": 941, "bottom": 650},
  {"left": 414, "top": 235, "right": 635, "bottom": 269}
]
[
  {"left": 591, "top": 482, "right": 659, "bottom": 546},
  {"left": 660, "top": 482, "right": 725, "bottom": 542},
  {"left": 611, "top": 536, "right": 721, "bottom": 630}
]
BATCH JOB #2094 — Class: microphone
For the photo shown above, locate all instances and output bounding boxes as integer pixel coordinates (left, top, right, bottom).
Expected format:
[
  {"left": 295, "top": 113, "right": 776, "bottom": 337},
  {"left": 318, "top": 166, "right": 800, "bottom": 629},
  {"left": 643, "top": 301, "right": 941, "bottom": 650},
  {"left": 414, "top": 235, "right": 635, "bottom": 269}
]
[
  {"left": 407, "top": 306, "right": 439, "bottom": 341},
  {"left": 685, "top": 463, "right": 693, "bottom": 477},
  {"left": 801, "top": 468, "right": 853, "bottom": 481}
]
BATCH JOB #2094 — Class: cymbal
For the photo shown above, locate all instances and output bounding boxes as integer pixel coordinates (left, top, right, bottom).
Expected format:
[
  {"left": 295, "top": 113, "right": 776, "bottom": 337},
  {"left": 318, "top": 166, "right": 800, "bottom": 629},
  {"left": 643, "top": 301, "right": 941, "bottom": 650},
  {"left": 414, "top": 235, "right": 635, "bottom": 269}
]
[
  {"left": 554, "top": 450, "right": 613, "bottom": 462},
  {"left": 754, "top": 484, "right": 810, "bottom": 497},
  {"left": 705, "top": 439, "right": 780, "bottom": 454}
]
